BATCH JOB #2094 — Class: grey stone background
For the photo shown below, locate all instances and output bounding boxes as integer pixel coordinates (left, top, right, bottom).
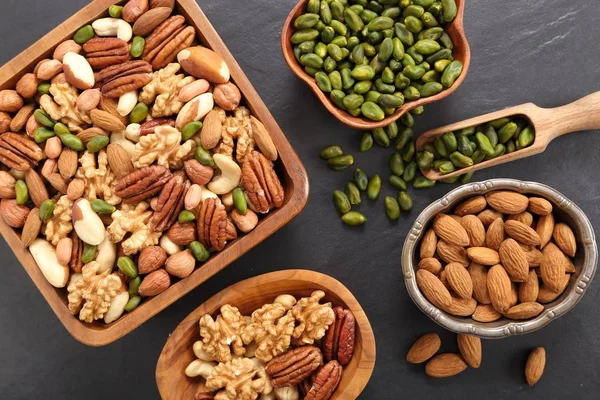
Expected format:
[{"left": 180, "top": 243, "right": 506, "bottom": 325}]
[{"left": 1, "top": 0, "right": 599, "bottom": 399}]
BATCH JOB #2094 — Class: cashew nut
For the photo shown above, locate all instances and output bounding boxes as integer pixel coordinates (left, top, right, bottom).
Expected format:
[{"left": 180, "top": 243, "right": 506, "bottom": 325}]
[
  {"left": 117, "top": 91, "right": 138, "bottom": 117},
  {"left": 185, "top": 359, "right": 216, "bottom": 379},
  {"left": 160, "top": 234, "right": 182, "bottom": 255},
  {"left": 200, "top": 185, "right": 218, "bottom": 201},
  {"left": 96, "top": 231, "right": 117, "bottom": 274},
  {"left": 274, "top": 386, "right": 299, "bottom": 400},
  {"left": 207, "top": 154, "right": 241, "bottom": 195},
  {"left": 221, "top": 190, "right": 234, "bottom": 208},
  {"left": 193, "top": 341, "right": 216, "bottom": 361},
  {"left": 110, "top": 131, "right": 136, "bottom": 157},
  {"left": 125, "top": 123, "right": 141, "bottom": 143},
  {"left": 274, "top": 294, "right": 297, "bottom": 311},
  {"left": 29, "top": 239, "right": 70, "bottom": 288},
  {"left": 92, "top": 18, "right": 133, "bottom": 42}
]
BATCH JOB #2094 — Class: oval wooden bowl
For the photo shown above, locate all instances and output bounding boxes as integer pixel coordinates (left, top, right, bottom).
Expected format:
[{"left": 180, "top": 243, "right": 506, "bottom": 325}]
[
  {"left": 281, "top": 0, "right": 471, "bottom": 130},
  {"left": 156, "top": 270, "right": 376, "bottom": 399}
]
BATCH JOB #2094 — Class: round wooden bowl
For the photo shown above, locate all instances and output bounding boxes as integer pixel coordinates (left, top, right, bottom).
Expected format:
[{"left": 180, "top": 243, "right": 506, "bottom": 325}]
[
  {"left": 281, "top": 0, "right": 471, "bottom": 130},
  {"left": 155, "top": 270, "right": 376, "bottom": 399}
]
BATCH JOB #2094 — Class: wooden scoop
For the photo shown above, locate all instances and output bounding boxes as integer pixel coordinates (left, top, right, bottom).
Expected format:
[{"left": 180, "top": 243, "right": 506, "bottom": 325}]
[{"left": 416, "top": 91, "right": 600, "bottom": 181}]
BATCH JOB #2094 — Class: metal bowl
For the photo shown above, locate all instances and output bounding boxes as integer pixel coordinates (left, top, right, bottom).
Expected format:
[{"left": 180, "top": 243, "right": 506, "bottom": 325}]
[{"left": 402, "top": 179, "right": 597, "bottom": 339}]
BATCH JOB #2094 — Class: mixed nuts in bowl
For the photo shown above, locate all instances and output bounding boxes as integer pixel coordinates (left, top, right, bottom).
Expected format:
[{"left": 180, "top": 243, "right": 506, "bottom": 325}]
[{"left": 402, "top": 179, "right": 597, "bottom": 338}]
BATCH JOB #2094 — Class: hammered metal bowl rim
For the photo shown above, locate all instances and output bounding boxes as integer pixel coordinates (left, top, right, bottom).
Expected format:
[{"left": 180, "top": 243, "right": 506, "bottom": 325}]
[{"left": 402, "top": 179, "right": 597, "bottom": 339}]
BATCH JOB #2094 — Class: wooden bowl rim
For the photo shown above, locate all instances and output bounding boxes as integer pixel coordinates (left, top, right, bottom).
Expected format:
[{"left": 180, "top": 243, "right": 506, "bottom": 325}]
[
  {"left": 155, "top": 269, "right": 377, "bottom": 399},
  {"left": 0, "top": 0, "right": 309, "bottom": 346},
  {"left": 281, "top": 0, "right": 471, "bottom": 130}
]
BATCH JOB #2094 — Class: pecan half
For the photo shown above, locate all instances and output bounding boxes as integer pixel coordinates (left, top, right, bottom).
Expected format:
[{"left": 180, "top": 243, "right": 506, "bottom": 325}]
[
  {"left": 114, "top": 165, "right": 172, "bottom": 204},
  {"left": 241, "top": 150, "right": 284, "bottom": 213},
  {"left": 69, "top": 230, "right": 83, "bottom": 273},
  {"left": 143, "top": 16, "right": 195, "bottom": 69},
  {"left": 323, "top": 307, "right": 356, "bottom": 366},
  {"left": 150, "top": 171, "right": 189, "bottom": 231},
  {"left": 305, "top": 360, "right": 343, "bottom": 400},
  {"left": 225, "top": 219, "right": 237, "bottom": 241},
  {"left": 197, "top": 197, "right": 227, "bottom": 251},
  {"left": 83, "top": 38, "right": 131, "bottom": 70},
  {"left": 97, "top": 60, "right": 153, "bottom": 98},
  {"left": 266, "top": 346, "right": 323, "bottom": 388},
  {"left": 0, "top": 132, "right": 43, "bottom": 171},
  {"left": 166, "top": 221, "right": 196, "bottom": 245},
  {"left": 139, "top": 118, "right": 175, "bottom": 136},
  {"left": 299, "top": 377, "right": 314, "bottom": 398}
]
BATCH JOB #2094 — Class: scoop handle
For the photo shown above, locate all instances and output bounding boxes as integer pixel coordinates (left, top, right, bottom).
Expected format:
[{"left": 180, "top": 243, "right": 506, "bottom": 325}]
[{"left": 543, "top": 91, "right": 600, "bottom": 139}]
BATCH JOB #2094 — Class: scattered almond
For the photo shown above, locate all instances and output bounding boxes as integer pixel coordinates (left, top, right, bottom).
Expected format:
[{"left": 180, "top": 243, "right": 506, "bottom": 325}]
[
  {"left": 24, "top": 169, "right": 49, "bottom": 207},
  {"left": 457, "top": 334, "right": 481, "bottom": 368},
  {"left": 485, "top": 218, "right": 504, "bottom": 251},
  {"left": 250, "top": 115, "right": 278, "bottom": 161},
  {"left": 406, "top": 333, "right": 441, "bottom": 364},
  {"left": 58, "top": 148, "right": 78, "bottom": 179},
  {"left": 525, "top": 348, "right": 546, "bottom": 386},
  {"left": 106, "top": 143, "right": 134, "bottom": 179},
  {"left": 425, "top": 353, "right": 468, "bottom": 378}
]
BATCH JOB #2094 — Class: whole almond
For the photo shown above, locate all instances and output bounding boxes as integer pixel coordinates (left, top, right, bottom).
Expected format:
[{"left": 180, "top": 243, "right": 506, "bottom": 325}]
[
  {"left": 138, "top": 269, "right": 170, "bottom": 297},
  {"left": 552, "top": 222, "right": 576, "bottom": 257},
  {"left": 26, "top": 114, "right": 41, "bottom": 137},
  {"left": 504, "top": 220, "right": 541, "bottom": 247},
  {"left": 0, "top": 171, "right": 16, "bottom": 199},
  {"left": 250, "top": 115, "right": 278, "bottom": 161},
  {"left": 472, "top": 304, "right": 502, "bottom": 322},
  {"left": 519, "top": 270, "right": 540, "bottom": 303},
  {"left": 454, "top": 195, "right": 487, "bottom": 216},
  {"left": 525, "top": 348, "right": 546, "bottom": 386},
  {"left": 433, "top": 214, "right": 469, "bottom": 246},
  {"left": 150, "top": 0, "right": 175, "bottom": 8},
  {"left": 77, "top": 127, "right": 108, "bottom": 144},
  {"left": 123, "top": 0, "right": 149, "bottom": 23},
  {"left": 498, "top": 238, "right": 529, "bottom": 282},
  {"left": 416, "top": 269, "right": 452, "bottom": 309},
  {"left": 67, "top": 178, "right": 85, "bottom": 201},
  {"left": 418, "top": 258, "right": 442, "bottom": 276},
  {"left": 536, "top": 213, "right": 555, "bottom": 248},
  {"left": 183, "top": 159, "right": 214, "bottom": 185},
  {"left": 21, "top": 208, "right": 42, "bottom": 247},
  {"left": 469, "top": 262, "right": 491, "bottom": 304},
  {"left": 485, "top": 191, "right": 529, "bottom": 214},
  {"left": 425, "top": 353, "right": 468, "bottom": 378},
  {"left": 133, "top": 7, "right": 172, "bottom": 36},
  {"left": 437, "top": 240, "right": 469, "bottom": 266},
  {"left": 528, "top": 197, "right": 552, "bottom": 216},
  {"left": 58, "top": 148, "right": 78, "bottom": 179},
  {"left": 165, "top": 249, "right": 196, "bottom": 278},
  {"left": 185, "top": 184, "right": 202, "bottom": 211},
  {"left": 36, "top": 59, "right": 63, "bottom": 81},
  {"left": 0, "top": 199, "right": 30, "bottom": 228},
  {"left": 507, "top": 211, "right": 533, "bottom": 227},
  {"left": 53, "top": 40, "right": 82, "bottom": 62},
  {"left": 509, "top": 282, "right": 518, "bottom": 307},
  {"left": 55, "top": 237, "right": 73, "bottom": 265},
  {"left": 505, "top": 302, "right": 544, "bottom": 320},
  {"left": 231, "top": 208, "right": 258, "bottom": 233},
  {"left": 460, "top": 215, "right": 485, "bottom": 247},
  {"left": 46, "top": 173, "right": 68, "bottom": 194},
  {"left": 99, "top": 96, "right": 128, "bottom": 125},
  {"left": 406, "top": 333, "right": 441, "bottom": 364},
  {"left": 467, "top": 247, "right": 500, "bottom": 266},
  {"left": 445, "top": 262, "right": 473, "bottom": 299},
  {"left": 0, "top": 90, "right": 24, "bottom": 113},
  {"left": 77, "top": 88, "right": 101, "bottom": 112},
  {"left": 41, "top": 158, "right": 58, "bottom": 178},
  {"left": 106, "top": 143, "right": 135, "bottom": 179},
  {"left": 438, "top": 269, "right": 451, "bottom": 291},
  {"left": 485, "top": 218, "right": 504, "bottom": 251},
  {"left": 45, "top": 136, "right": 63, "bottom": 159},
  {"left": 200, "top": 109, "right": 222, "bottom": 150},
  {"left": 9, "top": 103, "right": 35, "bottom": 132},
  {"left": 487, "top": 265, "right": 513, "bottom": 314},
  {"left": 540, "top": 243, "right": 567, "bottom": 292},
  {"left": 138, "top": 246, "right": 168, "bottom": 274},
  {"left": 213, "top": 82, "right": 241, "bottom": 111},
  {"left": 90, "top": 109, "right": 126, "bottom": 132},
  {"left": 477, "top": 209, "right": 503, "bottom": 227},
  {"left": 16, "top": 73, "right": 39, "bottom": 99},
  {"left": 537, "top": 274, "right": 570, "bottom": 303},
  {"left": 457, "top": 334, "right": 481, "bottom": 368},
  {"left": 24, "top": 169, "right": 49, "bottom": 207},
  {"left": 443, "top": 296, "right": 477, "bottom": 316},
  {"left": 178, "top": 79, "right": 210, "bottom": 103},
  {"left": 420, "top": 228, "right": 437, "bottom": 259}
]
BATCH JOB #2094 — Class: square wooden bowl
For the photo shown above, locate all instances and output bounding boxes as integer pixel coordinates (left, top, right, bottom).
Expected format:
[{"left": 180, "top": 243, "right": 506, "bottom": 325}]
[{"left": 0, "top": 0, "right": 309, "bottom": 346}]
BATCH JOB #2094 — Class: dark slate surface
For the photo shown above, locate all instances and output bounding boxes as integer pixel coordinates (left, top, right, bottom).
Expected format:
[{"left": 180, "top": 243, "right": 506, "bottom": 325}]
[{"left": 1, "top": 1, "right": 599, "bottom": 399}]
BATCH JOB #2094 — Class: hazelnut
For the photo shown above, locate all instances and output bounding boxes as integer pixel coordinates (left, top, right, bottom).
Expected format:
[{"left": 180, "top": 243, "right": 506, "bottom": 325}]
[
  {"left": 0, "top": 171, "right": 16, "bottom": 199},
  {"left": 165, "top": 249, "right": 196, "bottom": 278},
  {"left": 184, "top": 184, "right": 202, "bottom": 210},
  {"left": 53, "top": 40, "right": 82, "bottom": 62},
  {"left": 45, "top": 136, "right": 63, "bottom": 159},
  {"left": 166, "top": 222, "right": 196, "bottom": 245},
  {"left": 231, "top": 208, "right": 258, "bottom": 233},
  {"left": 183, "top": 159, "right": 214, "bottom": 186},
  {"left": 16, "top": 73, "right": 39, "bottom": 99},
  {"left": 36, "top": 59, "right": 63, "bottom": 81},
  {"left": 41, "top": 158, "right": 58, "bottom": 178},
  {"left": 0, "top": 111, "right": 12, "bottom": 134},
  {"left": 138, "top": 245, "right": 167, "bottom": 274},
  {"left": 138, "top": 269, "right": 171, "bottom": 297},
  {"left": 213, "top": 82, "right": 241, "bottom": 111},
  {"left": 66, "top": 178, "right": 85, "bottom": 201},
  {"left": 0, "top": 90, "right": 24, "bottom": 113}
]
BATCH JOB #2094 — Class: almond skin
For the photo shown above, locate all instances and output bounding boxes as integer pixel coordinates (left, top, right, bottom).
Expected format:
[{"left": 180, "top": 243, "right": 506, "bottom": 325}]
[
  {"left": 418, "top": 258, "right": 442, "bottom": 275},
  {"left": 525, "top": 348, "right": 546, "bottom": 386},
  {"left": 406, "top": 333, "right": 441, "bottom": 364},
  {"left": 90, "top": 109, "right": 126, "bottom": 132},
  {"left": 454, "top": 195, "right": 487, "bottom": 216},
  {"left": 537, "top": 274, "right": 570, "bottom": 303},
  {"left": 485, "top": 191, "right": 529, "bottom": 214},
  {"left": 469, "top": 262, "right": 491, "bottom": 304},
  {"left": 487, "top": 265, "right": 513, "bottom": 313},
  {"left": 472, "top": 304, "right": 502, "bottom": 322},
  {"left": 467, "top": 247, "right": 500, "bottom": 266},
  {"left": 132, "top": 7, "right": 172, "bottom": 36},
  {"left": 250, "top": 115, "right": 278, "bottom": 161},
  {"left": 519, "top": 270, "right": 540, "bottom": 303},
  {"left": 540, "top": 243, "right": 567, "bottom": 292},
  {"left": 420, "top": 228, "right": 437, "bottom": 259},
  {"left": 442, "top": 296, "right": 477, "bottom": 316},
  {"left": 138, "top": 269, "right": 170, "bottom": 297},
  {"left": 536, "top": 213, "right": 555, "bottom": 248},
  {"left": 106, "top": 143, "right": 134, "bottom": 179},
  {"left": 485, "top": 218, "right": 505, "bottom": 251},
  {"left": 521, "top": 245, "right": 543, "bottom": 267},
  {"left": 504, "top": 220, "right": 541, "bottom": 247},
  {"left": 24, "top": 169, "right": 49, "bottom": 208},
  {"left": 437, "top": 240, "right": 469, "bottom": 266},
  {"left": 416, "top": 269, "right": 452, "bottom": 309},
  {"left": 552, "top": 223, "right": 576, "bottom": 257},
  {"left": 445, "top": 262, "right": 473, "bottom": 299},
  {"left": 200, "top": 109, "right": 222, "bottom": 150},
  {"left": 461, "top": 215, "right": 486, "bottom": 247},
  {"left": 21, "top": 208, "right": 41, "bottom": 247},
  {"left": 505, "top": 302, "right": 544, "bottom": 320},
  {"left": 507, "top": 211, "right": 533, "bottom": 227},
  {"left": 477, "top": 209, "right": 503, "bottom": 227},
  {"left": 499, "top": 238, "right": 529, "bottom": 282},
  {"left": 457, "top": 334, "right": 481, "bottom": 368},
  {"left": 433, "top": 214, "right": 470, "bottom": 247},
  {"left": 425, "top": 353, "right": 468, "bottom": 378},
  {"left": 528, "top": 197, "right": 553, "bottom": 215}
]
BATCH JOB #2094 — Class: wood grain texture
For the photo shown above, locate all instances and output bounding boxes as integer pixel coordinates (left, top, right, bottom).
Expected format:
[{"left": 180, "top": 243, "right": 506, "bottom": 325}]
[
  {"left": 417, "top": 90, "right": 600, "bottom": 180},
  {"left": 281, "top": 0, "right": 470, "bottom": 130},
  {"left": 155, "top": 269, "right": 376, "bottom": 400},
  {"left": 0, "top": 0, "right": 309, "bottom": 346}
]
